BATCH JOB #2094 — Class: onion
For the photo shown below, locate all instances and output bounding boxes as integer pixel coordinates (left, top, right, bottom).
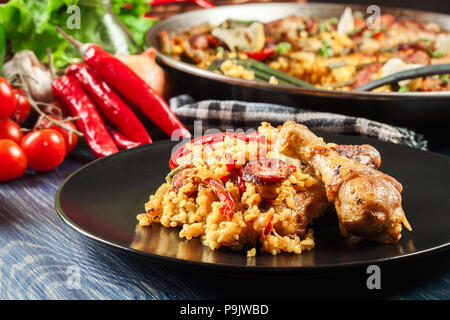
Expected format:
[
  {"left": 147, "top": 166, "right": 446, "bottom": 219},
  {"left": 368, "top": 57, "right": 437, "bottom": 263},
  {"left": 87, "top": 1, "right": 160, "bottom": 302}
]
[
  {"left": 211, "top": 22, "right": 265, "bottom": 52},
  {"left": 337, "top": 7, "right": 355, "bottom": 35},
  {"left": 380, "top": 58, "right": 423, "bottom": 86},
  {"left": 435, "top": 34, "right": 450, "bottom": 54}
]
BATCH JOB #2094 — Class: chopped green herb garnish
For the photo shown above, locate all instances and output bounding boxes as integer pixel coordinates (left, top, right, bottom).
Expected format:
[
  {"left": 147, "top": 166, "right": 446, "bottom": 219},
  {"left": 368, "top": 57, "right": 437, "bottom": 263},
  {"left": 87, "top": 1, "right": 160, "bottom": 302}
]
[
  {"left": 440, "top": 74, "right": 449, "bottom": 85},
  {"left": 317, "top": 40, "right": 334, "bottom": 58},
  {"left": 216, "top": 46, "right": 225, "bottom": 53},
  {"left": 319, "top": 23, "right": 330, "bottom": 32},
  {"left": 431, "top": 50, "right": 444, "bottom": 58},
  {"left": 354, "top": 11, "right": 364, "bottom": 18},
  {"left": 399, "top": 86, "right": 410, "bottom": 92},
  {"left": 329, "top": 17, "right": 338, "bottom": 25},
  {"left": 348, "top": 27, "right": 360, "bottom": 37},
  {"left": 275, "top": 42, "right": 291, "bottom": 55},
  {"left": 297, "top": 25, "right": 304, "bottom": 32}
]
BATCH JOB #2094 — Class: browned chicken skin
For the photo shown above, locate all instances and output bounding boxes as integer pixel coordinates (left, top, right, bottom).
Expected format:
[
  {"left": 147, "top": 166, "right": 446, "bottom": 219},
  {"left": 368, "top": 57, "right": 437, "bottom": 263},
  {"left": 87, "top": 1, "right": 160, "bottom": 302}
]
[
  {"left": 274, "top": 180, "right": 328, "bottom": 238},
  {"left": 273, "top": 144, "right": 382, "bottom": 238},
  {"left": 278, "top": 121, "right": 411, "bottom": 243},
  {"left": 331, "top": 144, "right": 381, "bottom": 169}
]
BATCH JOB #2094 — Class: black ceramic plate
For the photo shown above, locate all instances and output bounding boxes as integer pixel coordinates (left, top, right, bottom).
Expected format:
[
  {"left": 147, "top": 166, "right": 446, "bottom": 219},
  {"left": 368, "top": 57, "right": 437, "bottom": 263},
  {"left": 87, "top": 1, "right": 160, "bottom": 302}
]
[{"left": 55, "top": 134, "right": 450, "bottom": 273}]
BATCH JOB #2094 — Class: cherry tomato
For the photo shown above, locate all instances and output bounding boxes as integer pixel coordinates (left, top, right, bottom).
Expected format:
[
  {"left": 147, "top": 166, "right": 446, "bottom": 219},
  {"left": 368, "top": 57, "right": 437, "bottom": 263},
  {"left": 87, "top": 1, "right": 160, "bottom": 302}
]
[
  {"left": 0, "top": 139, "right": 27, "bottom": 181},
  {"left": 0, "top": 77, "right": 16, "bottom": 120},
  {"left": 0, "top": 119, "right": 24, "bottom": 145},
  {"left": 37, "top": 116, "right": 78, "bottom": 154},
  {"left": 21, "top": 129, "right": 66, "bottom": 172},
  {"left": 10, "top": 89, "right": 31, "bottom": 124}
]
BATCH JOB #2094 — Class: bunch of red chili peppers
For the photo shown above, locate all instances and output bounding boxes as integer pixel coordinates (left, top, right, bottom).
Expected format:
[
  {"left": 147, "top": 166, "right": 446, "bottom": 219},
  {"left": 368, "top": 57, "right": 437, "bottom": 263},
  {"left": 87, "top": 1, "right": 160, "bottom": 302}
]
[{"left": 52, "top": 29, "right": 191, "bottom": 158}]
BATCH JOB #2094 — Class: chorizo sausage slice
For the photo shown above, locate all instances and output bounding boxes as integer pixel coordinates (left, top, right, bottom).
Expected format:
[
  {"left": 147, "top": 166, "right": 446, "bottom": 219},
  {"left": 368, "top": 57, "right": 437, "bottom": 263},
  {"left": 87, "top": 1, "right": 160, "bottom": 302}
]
[
  {"left": 242, "top": 158, "right": 291, "bottom": 185},
  {"left": 172, "top": 167, "right": 200, "bottom": 196},
  {"left": 352, "top": 62, "right": 383, "bottom": 89}
]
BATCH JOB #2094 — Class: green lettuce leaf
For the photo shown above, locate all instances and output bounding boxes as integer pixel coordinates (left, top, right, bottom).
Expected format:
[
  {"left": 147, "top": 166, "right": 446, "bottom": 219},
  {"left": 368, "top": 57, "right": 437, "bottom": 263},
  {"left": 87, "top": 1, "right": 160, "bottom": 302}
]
[{"left": 0, "top": 0, "right": 157, "bottom": 70}]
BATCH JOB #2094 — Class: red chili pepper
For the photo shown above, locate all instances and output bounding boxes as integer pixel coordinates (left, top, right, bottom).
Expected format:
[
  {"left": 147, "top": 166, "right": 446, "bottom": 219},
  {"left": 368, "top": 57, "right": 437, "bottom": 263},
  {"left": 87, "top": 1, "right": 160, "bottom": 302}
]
[
  {"left": 80, "top": 45, "right": 190, "bottom": 139},
  {"left": 110, "top": 129, "right": 142, "bottom": 150},
  {"left": 204, "top": 178, "right": 235, "bottom": 221},
  {"left": 245, "top": 131, "right": 267, "bottom": 144},
  {"left": 372, "top": 30, "right": 383, "bottom": 39},
  {"left": 242, "top": 47, "right": 275, "bottom": 61},
  {"left": 54, "top": 28, "right": 190, "bottom": 140},
  {"left": 66, "top": 63, "right": 152, "bottom": 145},
  {"left": 52, "top": 75, "right": 119, "bottom": 158},
  {"left": 169, "top": 132, "right": 247, "bottom": 170},
  {"left": 246, "top": 131, "right": 268, "bottom": 160},
  {"left": 264, "top": 213, "right": 274, "bottom": 236},
  {"left": 225, "top": 152, "right": 235, "bottom": 172},
  {"left": 235, "top": 167, "right": 247, "bottom": 194}
]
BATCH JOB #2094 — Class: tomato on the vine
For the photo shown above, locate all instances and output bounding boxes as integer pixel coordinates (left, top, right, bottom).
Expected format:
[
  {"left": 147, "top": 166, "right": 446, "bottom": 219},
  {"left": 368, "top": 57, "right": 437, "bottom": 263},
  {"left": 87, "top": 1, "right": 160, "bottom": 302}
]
[
  {"left": 11, "top": 89, "right": 31, "bottom": 124},
  {"left": 0, "top": 139, "right": 27, "bottom": 182},
  {"left": 0, "top": 119, "right": 24, "bottom": 145},
  {"left": 21, "top": 129, "right": 66, "bottom": 172},
  {"left": 0, "top": 77, "right": 16, "bottom": 120},
  {"left": 37, "top": 116, "right": 78, "bottom": 154}
]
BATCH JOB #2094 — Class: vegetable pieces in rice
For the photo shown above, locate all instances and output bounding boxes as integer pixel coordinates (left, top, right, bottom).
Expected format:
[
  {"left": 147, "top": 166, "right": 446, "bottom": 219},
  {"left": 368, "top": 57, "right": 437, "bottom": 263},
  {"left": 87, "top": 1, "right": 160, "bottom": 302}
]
[{"left": 137, "top": 123, "right": 321, "bottom": 255}]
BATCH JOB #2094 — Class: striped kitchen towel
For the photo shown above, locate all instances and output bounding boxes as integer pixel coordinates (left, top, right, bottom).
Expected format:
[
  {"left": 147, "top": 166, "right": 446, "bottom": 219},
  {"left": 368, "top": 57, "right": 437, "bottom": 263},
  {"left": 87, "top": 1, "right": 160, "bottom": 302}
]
[{"left": 169, "top": 94, "right": 427, "bottom": 150}]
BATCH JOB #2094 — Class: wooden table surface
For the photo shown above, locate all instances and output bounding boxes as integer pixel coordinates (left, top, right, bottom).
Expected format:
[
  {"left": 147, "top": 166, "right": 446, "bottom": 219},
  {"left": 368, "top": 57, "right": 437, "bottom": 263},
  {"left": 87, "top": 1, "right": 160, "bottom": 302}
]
[{"left": 0, "top": 143, "right": 449, "bottom": 300}]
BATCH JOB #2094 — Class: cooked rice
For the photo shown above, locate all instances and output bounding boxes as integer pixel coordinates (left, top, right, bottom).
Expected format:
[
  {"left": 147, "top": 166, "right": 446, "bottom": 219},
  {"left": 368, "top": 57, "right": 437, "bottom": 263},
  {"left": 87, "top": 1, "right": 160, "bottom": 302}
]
[{"left": 137, "top": 123, "right": 316, "bottom": 255}]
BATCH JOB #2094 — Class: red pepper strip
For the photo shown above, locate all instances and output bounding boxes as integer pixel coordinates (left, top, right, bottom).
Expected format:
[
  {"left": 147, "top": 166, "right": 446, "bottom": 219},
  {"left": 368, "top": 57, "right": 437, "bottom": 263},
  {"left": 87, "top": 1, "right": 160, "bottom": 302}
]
[
  {"left": 52, "top": 75, "right": 119, "bottom": 158},
  {"left": 235, "top": 167, "right": 247, "bottom": 194},
  {"left": 372, "top": 31, "right": 383, "bottom": 39},
  {"left": 151, "top": 0, "right": 215, "bottom": 9},
  {"left": 246, "top": 131, "right": 268, "bottom": 160},
  {"left": 264, "top": 213, "right": 275, "bottom": 236},
  {"left": 225, "top": 152, "right": 235, "bottom": 172},
  {"left": 110, "top": 129, "right": 142, "bottom": 150},
  {"left": 66, "top": 63, "right": 152, "bottom": 145},
  {"left": 242, "top": 47, "right": 275, "bottom": 61},
  {"left": 204, "top": 178, "right": 235, "bottom": 221},
  {"left": 169, "top": 132, "right": 247, "bottom": 169},
  {"left": 82, "top": 45, "right": 191, "bottom": 139},
  {"left": 245, "top": 131, "right": 267, "bottom": 144}
]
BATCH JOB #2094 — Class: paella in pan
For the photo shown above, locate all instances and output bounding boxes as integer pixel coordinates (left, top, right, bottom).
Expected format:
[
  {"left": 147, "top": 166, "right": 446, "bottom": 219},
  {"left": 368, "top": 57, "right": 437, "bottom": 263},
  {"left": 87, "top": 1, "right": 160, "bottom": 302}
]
[{"left": 158, "top": 6, "right": 450, "bottom": 92}]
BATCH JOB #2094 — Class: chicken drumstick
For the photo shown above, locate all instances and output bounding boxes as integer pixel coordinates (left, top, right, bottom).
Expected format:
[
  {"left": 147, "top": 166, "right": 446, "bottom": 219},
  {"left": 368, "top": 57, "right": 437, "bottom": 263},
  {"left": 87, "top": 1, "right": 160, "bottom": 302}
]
[{"left": 278, "top": 121, "right": 411, "bottom": 243}]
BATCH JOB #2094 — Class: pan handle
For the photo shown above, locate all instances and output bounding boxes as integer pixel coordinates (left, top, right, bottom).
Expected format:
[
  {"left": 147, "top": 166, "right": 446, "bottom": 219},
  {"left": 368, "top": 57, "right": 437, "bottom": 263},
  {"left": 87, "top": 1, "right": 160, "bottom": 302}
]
[{"left": 354, "top": 64, "right": 450, "bottom": 92}]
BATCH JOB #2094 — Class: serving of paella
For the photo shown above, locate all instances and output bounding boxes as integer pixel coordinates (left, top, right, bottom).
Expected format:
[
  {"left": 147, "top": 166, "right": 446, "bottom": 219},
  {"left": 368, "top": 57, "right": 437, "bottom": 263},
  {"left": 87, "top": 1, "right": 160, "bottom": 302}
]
[
  {"left": 137, "top": 121, "right": 411, "bottom": 256},
  {"left": 158, "top": 6, "right": 450, "bottom": 92}
]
